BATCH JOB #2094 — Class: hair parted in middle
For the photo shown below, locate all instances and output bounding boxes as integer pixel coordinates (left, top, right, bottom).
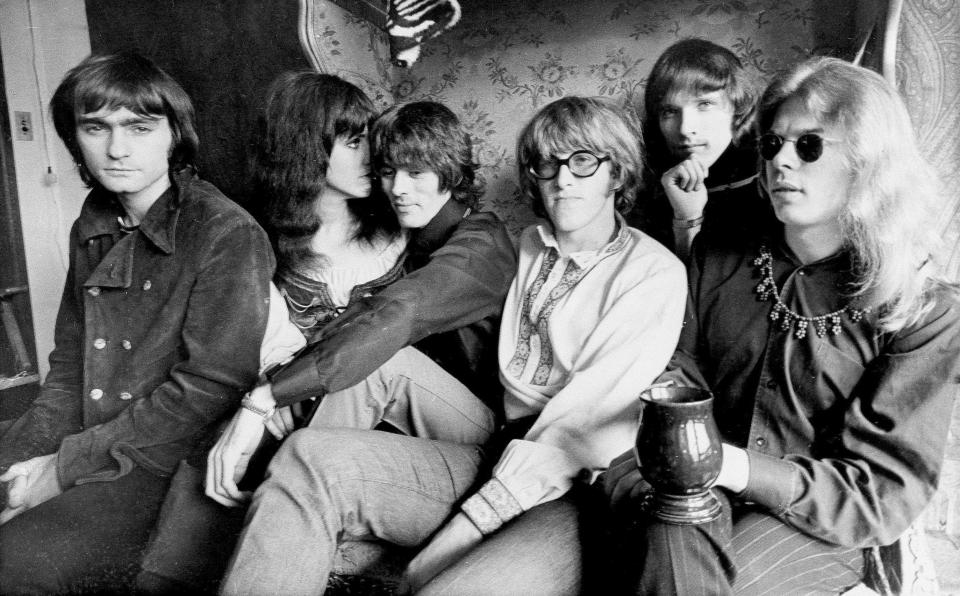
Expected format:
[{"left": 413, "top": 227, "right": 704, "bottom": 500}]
[
  {"left": 643, "top": 37, "right": 757, "bottom": 174},
  {"left": 517, "top": 95, "right": 645, "bottom": 218},
  {"left": 757, "top": 56, "right": 953, "bottom": 332},
  {"left": 370, "top": 101, "right": 485, "bottom": 209},
  {"left": 252, "top": 71, "right": 398, "bottom": 275}
]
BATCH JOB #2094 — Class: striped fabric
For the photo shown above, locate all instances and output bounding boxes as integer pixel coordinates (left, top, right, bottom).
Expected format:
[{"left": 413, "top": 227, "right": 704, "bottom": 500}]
[{"left": 625, "top": 493, "right": 865, "bottom": 595}]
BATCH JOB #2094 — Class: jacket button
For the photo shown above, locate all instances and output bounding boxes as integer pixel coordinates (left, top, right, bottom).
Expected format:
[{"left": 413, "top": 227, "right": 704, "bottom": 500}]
[
  {"left": 119, "top": 392, "right": 133, "bottom": 400},
  {"left": 88, "top": 287, "right": 101, "bottom": 297},
  {"left": 122, "top": 340, "right": 132, "bottom": 350},
  {"left": 755, "top": 437, "right": 766, "bottom": 447},
  {"left": 143, "top": 280, "right": 152, "bottom": 291},
  {"left": 89, "top": 388, "right": 103, "bottom": 400},
  {"left": 94, "top": 338, "right": 107, "bottom": 350}
]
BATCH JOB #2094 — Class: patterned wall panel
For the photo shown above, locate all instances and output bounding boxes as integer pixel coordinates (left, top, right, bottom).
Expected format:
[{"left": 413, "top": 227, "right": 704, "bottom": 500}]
[
  {"left": 303, "top": 0, "right": 394, "bottom": 110},
  {"left": 306, "top": 0, "right": 960, "bottom": 541},
  {"left": 898, "top": 0, "right": 960, "bottom": 280},
  {"left": 897, "top": 0, "right": 960, "bottom": 538},
  {"left": 308, "top": 0, "right": 857, "bottom": 235}
]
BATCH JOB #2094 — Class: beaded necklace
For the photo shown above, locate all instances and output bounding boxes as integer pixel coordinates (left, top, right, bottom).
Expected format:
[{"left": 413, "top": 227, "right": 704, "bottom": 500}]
[{"left": 753, "top": 245, "right": 869, "bottom": 339}]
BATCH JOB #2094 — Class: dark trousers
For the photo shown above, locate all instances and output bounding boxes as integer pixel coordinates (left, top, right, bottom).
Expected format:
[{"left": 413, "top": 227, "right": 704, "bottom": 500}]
[
  {"left": 616, "top": 490, "right": 866, "bottom": 595},
  {"left": 0, "top": 465, "right": 169, "bottom": 595}
]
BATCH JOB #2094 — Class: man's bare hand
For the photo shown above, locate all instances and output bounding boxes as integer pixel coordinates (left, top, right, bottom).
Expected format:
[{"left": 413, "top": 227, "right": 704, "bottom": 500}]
[
  {"left": 0, "top": 453, "right": 61, "bottom": 525},
  {"left": 662, "top": 157, "right": 709, "bottom": 220}
]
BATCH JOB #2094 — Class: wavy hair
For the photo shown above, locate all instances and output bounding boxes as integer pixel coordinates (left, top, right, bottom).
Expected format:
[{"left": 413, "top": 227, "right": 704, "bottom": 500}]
[
  {"left": 643, "top": 38, "right": 757, "bottom": 175},
  {"left": 50, "top": 51, "right": 198, "bottom": 187},
  {"left": 517, "top": 96, "right": 644, "bottom": 218},
  {"left": 758, "top": 56, "right": 951, "bottom": 332},
  {"left": 252, "top": 72, "right": 398, "bottom": 274},
  {"left": 370, "top": 101, "right": 484, "bottom": 209}
]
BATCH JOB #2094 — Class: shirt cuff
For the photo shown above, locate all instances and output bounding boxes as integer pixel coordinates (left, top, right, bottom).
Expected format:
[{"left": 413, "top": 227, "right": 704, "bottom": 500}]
[
  {"left": 492, "top": 439, "right": 580, "bottom": 511},
  {"left": 267, "top": 355, "right": 326, "bottom": 407},
  {"left": 739, "top": 450, "right": 798, "bottom": 514},
  {"left": 461, "top": 478, "right": 525, "bottom": 535}
]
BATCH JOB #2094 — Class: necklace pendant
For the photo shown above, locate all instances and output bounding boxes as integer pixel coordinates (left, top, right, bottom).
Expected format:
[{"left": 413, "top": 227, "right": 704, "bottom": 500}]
[
  {"left": 794, "top": 319, "right": 808, "bottom": 339},
  {"left": 815, "top": 319, "right": 828, "bottom": 337},
  {"left": 754, "top": 245, "right": 867, "bottom": 341},
  {"left": 779, "top": 312, "right": 793, "bottom": 331}
]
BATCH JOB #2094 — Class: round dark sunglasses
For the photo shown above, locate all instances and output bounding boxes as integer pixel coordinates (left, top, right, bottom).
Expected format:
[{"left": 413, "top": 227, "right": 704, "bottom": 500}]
[
  {"left": 529, "top": 150, "right": 611, "bottom": 180},
  {"left": 758, "top": 132, "right": 836, "bottom": 163}
]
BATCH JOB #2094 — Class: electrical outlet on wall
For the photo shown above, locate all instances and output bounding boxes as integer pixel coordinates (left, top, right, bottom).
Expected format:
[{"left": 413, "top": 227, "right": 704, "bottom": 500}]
[{"left": 14, "top": 111, "right": 34, "bottom": 141}]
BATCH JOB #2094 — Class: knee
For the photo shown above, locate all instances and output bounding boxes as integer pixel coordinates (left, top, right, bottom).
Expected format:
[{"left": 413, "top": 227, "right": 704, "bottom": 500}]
[{"left": 264, "top": 428, "right": 376, "bottom": 492}]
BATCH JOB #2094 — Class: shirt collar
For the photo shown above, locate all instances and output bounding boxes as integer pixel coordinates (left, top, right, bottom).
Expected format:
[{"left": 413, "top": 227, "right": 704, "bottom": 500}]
[
  {"left": 409, "top": 199, "right": 471, "bottom": 255},
  {"left": 75, "top": 168, "right": 193, "bottom": 254},
  {"left": 536, "top": 213, "right": 630, "bottom": 268},
  {"left": 706, "top": 142, "right": 759, "bottom": 192},
  {"left": 770, "top": 230, "right": 852, "bottom": 275}
]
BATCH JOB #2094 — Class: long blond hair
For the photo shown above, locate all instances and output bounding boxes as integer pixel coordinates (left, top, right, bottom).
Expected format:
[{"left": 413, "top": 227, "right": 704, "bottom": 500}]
[{"left": 759, "top": 57, "right": 953, "bottom": 332}]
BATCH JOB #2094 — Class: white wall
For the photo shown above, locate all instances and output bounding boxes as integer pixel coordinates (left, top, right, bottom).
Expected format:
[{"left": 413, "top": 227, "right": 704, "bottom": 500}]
[{"left": 1, "top": 0, "right": 90, "bottom": 379}]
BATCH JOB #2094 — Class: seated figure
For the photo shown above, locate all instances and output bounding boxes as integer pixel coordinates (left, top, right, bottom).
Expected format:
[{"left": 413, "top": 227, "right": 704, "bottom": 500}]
[
  {"left": 0, "top": 52, "right": 274, "bottom": 593},
  {"left": 206, "top": 101, "right": 517, "bottom": 508},
  {"left": 607, "top": 56, "right": 960, "bottom": 595},
  {"left": 629, "top": 38, "right": 772, "bottom": 261},
  {"left": 218, "top": 96, "right": 687, "bottom": 595}
]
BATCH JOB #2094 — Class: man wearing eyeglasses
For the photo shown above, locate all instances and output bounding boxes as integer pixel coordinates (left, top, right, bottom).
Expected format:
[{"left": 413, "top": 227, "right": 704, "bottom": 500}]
[
  {"left": 399, "top": 95, "right": 686, "bottom": 594},
  {"left": 217, "top": 96, "right": 686, "bottom": 595}
]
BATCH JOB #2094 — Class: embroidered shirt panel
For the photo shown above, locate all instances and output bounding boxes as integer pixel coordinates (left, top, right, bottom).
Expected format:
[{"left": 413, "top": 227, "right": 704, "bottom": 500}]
[{"left": 505, "top": 220, "right": 630, "bottom": 386}]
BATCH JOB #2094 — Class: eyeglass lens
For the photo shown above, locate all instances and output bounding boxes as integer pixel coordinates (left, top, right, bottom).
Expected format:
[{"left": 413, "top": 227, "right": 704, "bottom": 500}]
[
  {"left": 759, "top": 133, "right": 824, "bottom": 163},
  {"left": 531, "top": 151, "right": 605, "bottom": 179}
]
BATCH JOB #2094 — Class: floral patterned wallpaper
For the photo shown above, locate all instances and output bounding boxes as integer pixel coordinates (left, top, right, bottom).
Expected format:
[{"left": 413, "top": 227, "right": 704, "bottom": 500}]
[
  {"left": 307, "top": 0, "right": 857, "bottom": 235},
  {"left": 306, "top": 0, "right": 960, "bottom": 539}
]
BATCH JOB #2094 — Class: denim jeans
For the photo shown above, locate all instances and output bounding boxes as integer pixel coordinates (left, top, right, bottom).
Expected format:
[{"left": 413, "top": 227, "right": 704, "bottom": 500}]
[
  {"left": 308, "top": 346, "right": 496, "bottom": 443},
  {"left": 220, "top": 428, "right": 485, "bottom": 595},
  {"left": 139, "top": 346, "right": 494, "bottom": 594}
]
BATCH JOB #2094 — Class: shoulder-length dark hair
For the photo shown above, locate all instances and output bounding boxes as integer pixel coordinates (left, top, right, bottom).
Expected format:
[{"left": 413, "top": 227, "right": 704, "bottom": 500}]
[
  {"left": 643, "top": 38, "right": 757, "bottom": 175},
  {"left": 252, "top": 72, "right": 398, "bottom": 274},
  {"left": 50, "top": 51, "right": 198, "bottom": 187}
]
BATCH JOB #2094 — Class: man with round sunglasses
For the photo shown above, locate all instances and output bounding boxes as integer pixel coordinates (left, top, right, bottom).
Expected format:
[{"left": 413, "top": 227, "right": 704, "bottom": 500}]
[
  {"left": 758, "top": 130, "right": 836, "bottom": 163},
  {"left": 604, "top": 57, "right": 960, "bottom": 594},
  {"left": 630, "top": 38, "right": 773, "bottom": 261},
  {"left": 403, "top": 96, "right": 686, "bottom": 593}
]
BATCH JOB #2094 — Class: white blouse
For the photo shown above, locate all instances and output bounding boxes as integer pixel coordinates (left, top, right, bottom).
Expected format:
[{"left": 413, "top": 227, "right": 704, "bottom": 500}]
[{"left": 304, "top": 231, "right": 408, "bottom": 307}]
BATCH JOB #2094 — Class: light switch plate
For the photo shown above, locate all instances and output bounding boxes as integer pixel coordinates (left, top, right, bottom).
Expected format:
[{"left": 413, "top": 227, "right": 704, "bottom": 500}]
[{"left": 14, "top": 111, "right": 33, "bottom": 141}]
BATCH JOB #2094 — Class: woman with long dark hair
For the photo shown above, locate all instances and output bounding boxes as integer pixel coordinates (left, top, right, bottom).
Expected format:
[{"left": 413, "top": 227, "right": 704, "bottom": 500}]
[{"left": 255, "top": 72, "right": 403, "bottom": 337}]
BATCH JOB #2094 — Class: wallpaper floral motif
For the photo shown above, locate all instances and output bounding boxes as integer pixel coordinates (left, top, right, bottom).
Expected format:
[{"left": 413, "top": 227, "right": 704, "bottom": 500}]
[
  {"left": 306, "top": 0, "right": 960, "bottom": 542},
  {"left": 309, "top": 0, "right": 853, "bottom": 235}
]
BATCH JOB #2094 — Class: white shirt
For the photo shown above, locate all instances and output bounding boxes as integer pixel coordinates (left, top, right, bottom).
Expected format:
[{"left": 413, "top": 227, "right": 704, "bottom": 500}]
[{"left": 492, "top": 220, "right": 687, "bottom": 511}]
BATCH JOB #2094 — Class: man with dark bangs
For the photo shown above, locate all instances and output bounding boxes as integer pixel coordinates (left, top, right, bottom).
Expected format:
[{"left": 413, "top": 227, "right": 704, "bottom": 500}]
[
  {"left": 206, "top": 101, "right": 516, "bottom": 544},
  {"left": 0, "top": 52, "right": 274, "bottom": 592}
]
